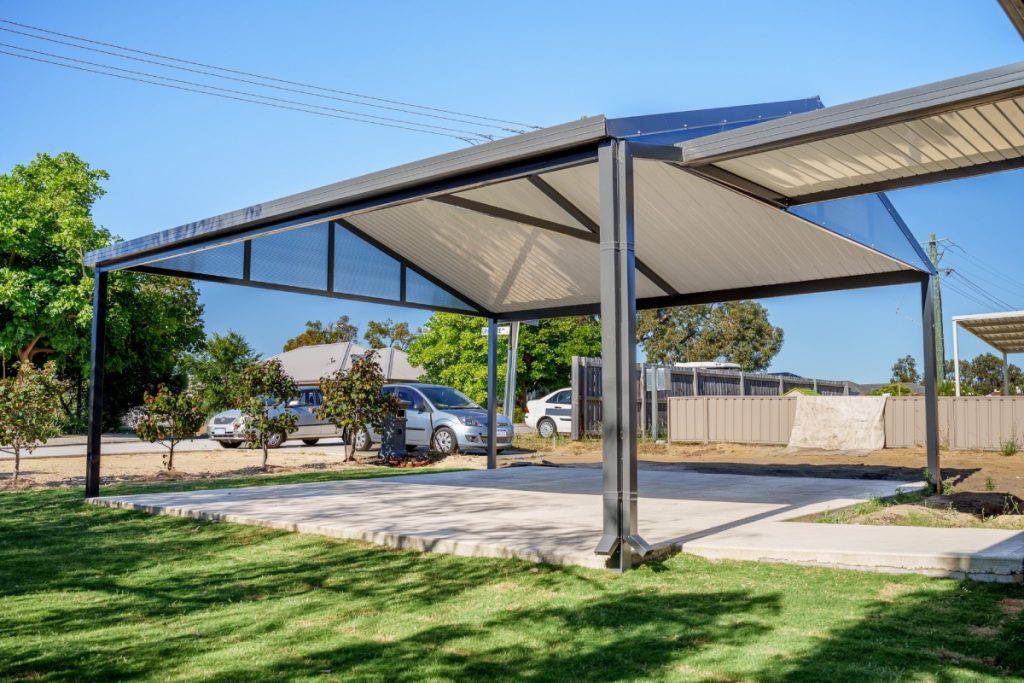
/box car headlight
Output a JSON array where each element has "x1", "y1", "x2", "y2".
[{"x1": 459, "y1": 416, "x2": 482, "y2": 427}]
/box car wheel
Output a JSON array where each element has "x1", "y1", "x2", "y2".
[
  {"x1": 431, "y1": 427, "x2": 459, "y2": 455},
  {"x1": 353, "y1": 428, "x2": 373, "y2": 452},
  {"x1": 537, "y1": 418, "x2": 556, "y2": 439},
  {"x1": 219, "y1": 440, "x2": 242, "y2": 449},
  {"x1": 265, "y1": 431, "x2": 286, "y2": 449},
  {"x1": 302, "y1": 438, "x2": 319, "y2": 446}
]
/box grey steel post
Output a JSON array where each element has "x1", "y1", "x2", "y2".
[
  {"x1": 953, "y1": 321, "x2": 961, "y2": 396},
  {"x1": 692, "y1": 368, "x2": 698, "y2": 396},
  {"x1": 594, "y1": 139, "x2": 641, "y2": 571},
  {"x1": 739, "y1": 371, "x2": 745, "y2": 396},
  {"x1": 486, "y1": 318, "x2": 498, "y2": 470},
  {"x1": 503, "y1": 321, "x2": 520, "y2": 419},
  {"x1": 1004, "y1": 351, "x2": 1010, "y2": 396},
  {"x1": 921, "y1": 277, "x2": 942, "y2": 489},
  {"x1": 85, "y1": 269, "x2": 108, "y2": 498}
]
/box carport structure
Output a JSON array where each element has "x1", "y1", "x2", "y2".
[
  {"x1": 84, "y1": 60, "x2": 1024, "y2": 570},
  {"x1": 952, "y1": 310, "x2": 1024, "y2": 396}
]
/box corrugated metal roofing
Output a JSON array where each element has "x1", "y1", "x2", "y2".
[
  {"x1": 679, "y1": 62, "x2": 1024, "y2": 204},
  {"x1": 954, "y1": 311, "x2": 1024, "y2": 354}
]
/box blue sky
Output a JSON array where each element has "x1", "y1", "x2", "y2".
[{"x1": 1, "y1": 1, "x2": 1021, "y2": 383}]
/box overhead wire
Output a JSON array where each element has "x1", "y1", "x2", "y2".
[
  {"x1": 0, "y1": 42, "x2": 496, "y2": 141},
  {"x1": 0, "y1": 48, "x2": 486, "y2": 143},
  {"x1": 0, "y1": 18, "x2": 541, "y2": 132}
]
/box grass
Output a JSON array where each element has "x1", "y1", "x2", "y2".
[{"x1": 2, "y1": 470, "x2": 1024, "y2": 681}]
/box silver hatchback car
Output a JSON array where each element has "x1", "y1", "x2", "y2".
[
  {"x1": 362, "y1": 383, "x2": 514, "y2": 455},
  {"x1": 206, "y1": 387, "x2": 339, "y2": 449}
]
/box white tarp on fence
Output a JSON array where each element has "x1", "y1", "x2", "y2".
[{"x1": 787, "y1": 396, "x2": 886, "y2": 452}]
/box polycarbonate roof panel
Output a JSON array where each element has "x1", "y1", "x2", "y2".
[
  {"x1": 332, "y1": 222, "x2": 402, "y2": 301},
  {"x1": 788, "y1": 194, "x2": 929, "y2": 269},
  {"x1": 250, "y1": 222, "x2": 329, "y2": 290},
  {"x1": 954, "y1": 310, "x2": 1024, "y2": 354},
  {"x1": 153, "y1": 241, "x2": 245, "y2": 279},
  {"x1": 630, "y1": 160, "x2": 914, "y2": 294}
]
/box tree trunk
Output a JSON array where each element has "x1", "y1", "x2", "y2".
[
  {"x1": 13, "y1": 448, "x2": 20, "y2": 480},
  {"x1": 262, "y1": 440, "x2": 269, "y2": 470},
  {"x1": 166, "y1": 444, "x2": 175, "y2": 471}
]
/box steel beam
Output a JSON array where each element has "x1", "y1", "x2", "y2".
[
  {"x1": 953, "y1": 320, "x2": 962, "y2": 397},
  {"x1": 85, "y1": 269, "x2": 107, "y2": 498},
  {"x1": 594, "y1": 139, "x2": 641, "y2": 571},
  {"x1": 486, "y1": 318, "x2": 498, "y2": 470},
  {"x1": 921, "y1": 277, "x2": 942, "y2": 489}
]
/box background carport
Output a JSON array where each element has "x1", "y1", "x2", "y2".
[
  {"x1": 952, "y1": 311, "x2": 1024, "y2": 396},
  {"x1": 83, "y1": 61, "x2": 1024, "y2": 570}
]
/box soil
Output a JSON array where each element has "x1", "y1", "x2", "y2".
[
  {"x1": 0, "y1": 448, "x2": 485, "y2": 490},
  {"x1": 516, "y1": 439, "x2": 1024, "y2": 498}
]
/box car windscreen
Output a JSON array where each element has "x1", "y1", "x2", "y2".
[{"x1": 417, "y1": 386, "x2": 480, "y2": 410}]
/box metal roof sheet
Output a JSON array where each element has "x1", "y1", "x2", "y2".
[
  {"x1": 954, "y1": 311, "x2": 1024, "y2": 354},
  {"x1": 678, "y1": 62, "x2": 1024, "y2": 204}
]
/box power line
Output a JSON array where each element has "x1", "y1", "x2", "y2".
[
  {"x1": 0, "y1": 24, "x2": 523, "y2": 135},
  {"x1": 950, "y1": 270, "x2": 1016, "y2": 310},
  {"x1": 0, "y1": 42, "x2": 495, "y2": 141},
  {"x1": 0, "y1": 17, "x2": 541, "y2": 131},
  {"x1": 944, "y1": 239, "x2": 1024, "y2": 291},
  {"x1": 0, "y1": 49, "x2": 484, "y2": 143},
  {"x1": 941, "y1": 278, "x2": 998, "y2": 312}
]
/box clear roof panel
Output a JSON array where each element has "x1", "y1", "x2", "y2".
[
  {"x1": 250, "y1": 222, "x2": 329, "y2": 290},
  {"x1": 788, "y1": 194, "x2": 930, "y2": 270},
  {"x1": 332, "y1": 222, "x2": 402, "y2": 301},
  {"x1": 155, "y1": 241, "x2": 245, "y2": 279},
  {"x1": 405, "y1": 269, "x2": 474, "y2": 311}
]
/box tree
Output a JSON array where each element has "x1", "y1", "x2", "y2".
[
  {"x1": 238, "y1": 360, "x2": 297, "y2": 469},
  {"x1": 134, "y1": 386, "x2": 206, "y2": 471},
  {"x1": 890, "y1": 355, "x2": 920, "y2": 385},
  {"x1": 0, "y1": 363, "x2": 66, "y2": 480},
  {"x1": 636, "y1": 302, "x2": 783, "y2": 371},
  {"x1": 0, "y1": 152, "x2": 204, "y2": 431},
  {"x1": 283, "y1": 316, "x2": 358, "y2": 351},
  {"x1": 408, "y1": 313, "x2": 601, "y2": 410},
  {"x1": 183, "y1": 331, "x2": 261, "y2": 415},
  {"x1": 318, "y1": 350, "x2": 400, "y2": 461},
  {"x1": 955, "y1": 353, "x2": 1024, "y2": 396},
  {"x1": 364, "y1": 318, "x2": 417, "y2": 351}
]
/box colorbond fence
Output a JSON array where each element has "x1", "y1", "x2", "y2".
[
  {"x1": 570, "y1": 356, "x2": 855, "y2": 439},
  {"x1": 666, "y1": 395, "x2": 1024, "y2": 450}
]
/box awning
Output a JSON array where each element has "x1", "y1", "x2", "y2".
[
  {"x1": 677, "y1": 62, "x2": 1024, "y2": 205},
  {"x1": 953, "y1": 310, "x2": 1024, "y2": 354},
  {"x1": 85, "y1": 96, "x2": 933, "y2": 322}
]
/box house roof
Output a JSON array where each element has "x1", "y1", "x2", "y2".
[
  {"x1": 266, "y1": 342, "x2": 423, "y2": 385},
  {"x1": 953, "y1": 310, "x2": 1024, "y2": 354}
]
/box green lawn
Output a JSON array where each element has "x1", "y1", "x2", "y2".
[{"x1": 2, "y1": 470, "x2": 1024, "y2": 681}]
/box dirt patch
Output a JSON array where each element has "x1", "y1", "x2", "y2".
[
  {"x1": 1000, "y1": 598, "x2": 1024, "y2": 616},
  {"x1": 924, "y1": 492, "x2": 1024, "y2": 517},
  {"x1": 0, "y1": 449, "x2": 486, "y2": 490},
  {"x1": 970, "y1": 625, "x2": 1000, "y2": 638},
  {"x1": 521, "y1": 439, "x2": 1024, "y2": 498}
]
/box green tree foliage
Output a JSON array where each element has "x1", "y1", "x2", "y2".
[
  {"x1": 318, "y1": 350, "x2": 400, "y2": 461},
  {"x1": 283, "y1": 316, "x2": 358, "y2": 352},
  {"x1": 890, "y1": 355, "x2": 920, "y2": 385},
  {"x1": 134, "y1": 386, "x2": 205, "y2": 471},
  {"x1": 183, "y1": 331, "x2": 261, "y2": 415},
  {"x1": 408, "y1": 313, "x2": 601, "y2": 409},
  {"x1": 637, "y1": 302, "x2": 783, "y2": 371},
  {"x1": 364, "y1": 318, "x2": 417, "y2": 351},
  {"x1": 238, "y1": 360, "x2": 297, "y2": 469},
  {"x1": 951, "y1": 353, "x2": 1024, "y2": 396},
  {"x1": 0, "y1": 362, "x2": 66, "y2": 479},
  {"x1": 868, "y1": 383, "x2": 916, "y2": 396},
  {"x1": 0, "y1": 152, "x2": 204, "y2": 430}
]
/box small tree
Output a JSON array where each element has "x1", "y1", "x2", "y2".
[
  {"x1": 890, "y1": 355, "x2": 920, "y2": 385},
  {"x1": 238, "y1": 360, "x2": 297, "y2": 469},
  {"x1": 0, "y1": 363, "x2": 65, "y2": 480},
  {"x1": 319, "y1": 351, "x2": 400, "y2": 461},
  {"x1": 135, "y1": 386, "x2": 206, "y2": 471}
]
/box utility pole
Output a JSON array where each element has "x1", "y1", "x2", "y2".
[{"x1": 929, "y1": 234, "x2": 946, "y2": 382}]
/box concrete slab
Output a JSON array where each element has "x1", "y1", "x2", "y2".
[{"x1": 88, "y1": 467, "x2": 1024, "y2": 581}]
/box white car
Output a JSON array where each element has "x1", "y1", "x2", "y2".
[{"x1": 525, "y1": 388, "x2": 573, "y2": 438}]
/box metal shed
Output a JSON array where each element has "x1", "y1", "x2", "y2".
[{"x1": 84, "y1": 61, "x2": 1024, "y2": 570}]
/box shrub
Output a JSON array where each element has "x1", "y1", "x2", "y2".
[
  {"x1": 319, "y1": 350, "x2": 400, "y2": 461},
  {"x1": 238, "y1": 360, "x2": 298, "y2": 469},
  {"x1": 135, "y1": 386, "x2": 205, "y2": 471},
  {"x1": 0, "y1": 363, "x2": 66, "y2": 480}
]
